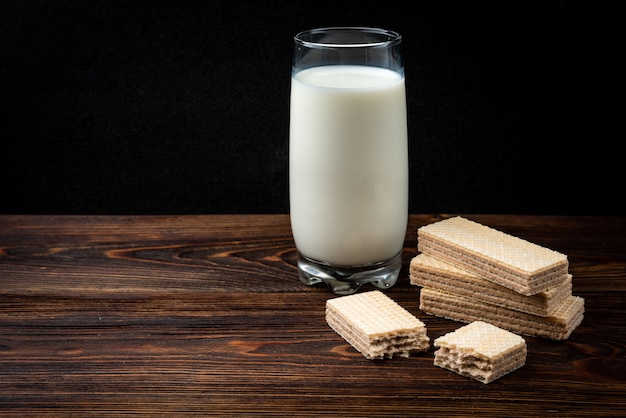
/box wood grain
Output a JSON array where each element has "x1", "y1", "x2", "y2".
[{"x1": 1, "y1": 214, "x2": 625, "y2": 416}]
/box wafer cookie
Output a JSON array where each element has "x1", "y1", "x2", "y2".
[
  {"x1": 433, "y1": 321, "x2": 527, "y2": 384},
  {"x1": 418, "y1": 216, "x2": 569, "y2": 296},
  {"x1": 420, "y1": 288, "x2": 584, "y2": 340},
  {"x1": 410, "y1": 253, "x2": 572, "y2": 317},
  {"x1": 326, "y1": 290, "x2": 430, "y2": 360}
]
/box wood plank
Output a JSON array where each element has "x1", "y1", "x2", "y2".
[{"x1": 1, "y1": 215, "x2": 625, "y2": 416}]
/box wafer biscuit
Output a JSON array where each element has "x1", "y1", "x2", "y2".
[
  {"x1": 420, "y1": 288, "x2": 584, "y2": 340},
  {"x1": 410, "y1": 253, "x2": 572, "y2": 317},
  {"x1": 418, "y1": 217, "x2": 569, "y2": 295},
  {"x1": 326, "y1": 290, "x2": 430, "y2": 360},
  {"x1": 433, "y1": 321, "x2": 527, "y2": 384}
]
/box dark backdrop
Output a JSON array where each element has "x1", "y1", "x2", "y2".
[{"x1": 1, "y1": 1, "x2": 618, "y2": 215}]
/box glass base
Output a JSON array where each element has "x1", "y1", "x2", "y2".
[{"x1": 297, "y1": 252, "x2": 402, "y2": 295}]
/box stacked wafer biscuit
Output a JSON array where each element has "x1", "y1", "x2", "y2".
[
  {"x1": 326, "y1": 290, "x2": 430, "y2": 360},
  {"x1": 410, "y1": 216, "x2": 584, "y2": 340}
]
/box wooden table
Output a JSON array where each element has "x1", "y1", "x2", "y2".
[{"x1": 1, "y1": 214, "x2": 625, "y2": 416}]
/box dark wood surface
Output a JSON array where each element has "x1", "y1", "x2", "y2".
[{"x1": 1, "y1": 214, "x2": 625, "y2": 417}]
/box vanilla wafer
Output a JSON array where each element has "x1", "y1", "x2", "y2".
[
  {"x1": 410, "y1": 253, "x2": 572, "y2": 317},
  {"x1": 418, "y1": 216, "x2": 569, "y2": 296},
  {"x1": 433, "y1": 321, "x2": 527, "y2": 384},
  {"x1": 326, "y1": 290, "x2": 430, "y2": 360},
  {"x1": 420, "y1": 288, "x2": 584, "y2": 340}
]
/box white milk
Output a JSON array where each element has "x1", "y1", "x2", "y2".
[{"x1": 289, "y1": 65, "x2": 408, "y2": 266}]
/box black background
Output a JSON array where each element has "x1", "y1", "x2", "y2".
[{"x1": 1, "y1": 1, "x2": 618, "y2": 215}]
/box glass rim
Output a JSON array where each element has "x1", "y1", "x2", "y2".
[{"x1": 294, "y1": 27, "x2": 402, "y2": 49}]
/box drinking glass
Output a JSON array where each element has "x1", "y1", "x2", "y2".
[{"x1": 289, "y1": 27, "x2": 408, "y2": 295}]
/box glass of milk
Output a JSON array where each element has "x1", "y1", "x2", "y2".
[{"x1": 289, "y1": 27, "x2": 408, "y2": 295}]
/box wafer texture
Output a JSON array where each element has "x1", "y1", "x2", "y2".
[
  {"x1": 410, "y1": 253, "x2": 572, "y2": 317},
  {"x1": 418, "y1": 216, "x2": 569, "y2": 295},
  {"x1": 420, "y1": 288, "x2": 584, "y2": 340},
  {"x1": 433, "y1": 321, "x2": 527, "y2": 384},
  {"x1": 326, "y1": 290, "x2": 430, "y2": 360}
]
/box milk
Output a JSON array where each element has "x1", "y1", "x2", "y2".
[{"x1": 289, "y1": 65, "x2": 408, "y2": 267}]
